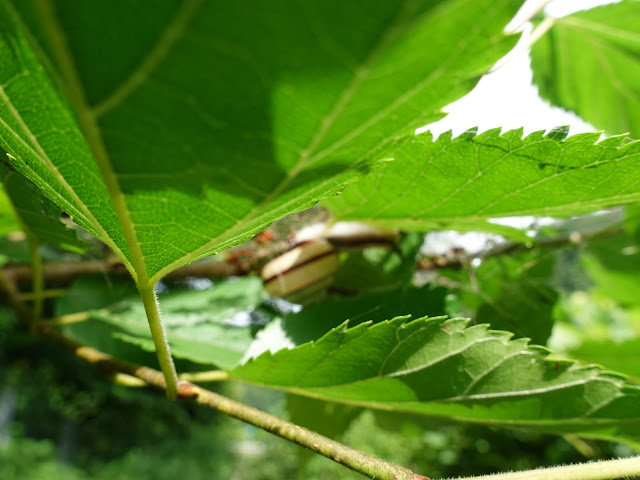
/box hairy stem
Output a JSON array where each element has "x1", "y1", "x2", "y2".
[
  {"x1": 461, "y1": 456, "x2": 640, "y2": 480},
  {"x1": 36, "y1": 320, "x2": 640, "y2": 480},
  {"x1": 37, "y1": 325, "x2": 428, "y2": 480},
  {"x1": 192, "y1": 387, "x2": 427, "y2": 480},
  {"x1": 138, "y1": 284, "x2": 178, "y2": 399}
]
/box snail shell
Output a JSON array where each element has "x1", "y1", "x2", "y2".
[{"x1": 261, "y1": 239, "x2": 339, "y2": 299}]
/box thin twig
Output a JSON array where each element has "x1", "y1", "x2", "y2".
[
  {"x1": 1, "y1": 262, "x2": 427, "y2": 479},
  {"x1": 505, "y1": 0, "x2": 553, "y2": 34},
  {"x1": 418, "y1": 226, "x2": 623, "y2": 272},
  {"x1": 3, "y1": 240, "x2": 288, "y2": 286},
  {"x1": 0, "y1": 269, "x2": 425, "y2": 477},
  {"x1": 37, "y1": 324, "x2": 428, "y2": 480},
  {"x1": 527, "y1": 16, "x2": 555, "y2": 49},
  {"x1": 460, "y1": 456, "x2": 640, "y2": 480},
  {"x1": 3, "y1": 228, "x2": 621, "y2": 286},
  {"x1": 3, "y1": 243, "x2": 640, "y2": 480}
]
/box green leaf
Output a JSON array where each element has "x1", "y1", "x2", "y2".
[
  {"x1": 0, "y1": 162, "x2": 85, "y2": 252},
  {"x1": 58, "y1": 276, "x2": 264, "y2": 369},
  {"x1": 55, "y1": 274, "x2": 139, "y2": 315},
  {"x1": 0, "y1": 0, "x2": 520, "y2": 284},
  {"x1": 245, "y1": 285, "x2": 447, "y2": 359},
  {"x1": 230, "y1": 316, "x2": 640, "y2": 444},
  {"x1": 531, "y1": 0, "x2": 640, "y2": 138},
  {"x1": 324, "y1": 129, "x2": 640, "y2": 234},
  {"x1": 442, "y1": 250, "x2": 558, "y2": 345},
  {"x1": 569, "y1": 338, "x2": 640, "y2": 381}
]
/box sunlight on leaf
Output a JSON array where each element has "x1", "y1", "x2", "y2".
[
  {"x1": 531, "y1": 0, "x2": 640, "y2": 138},
  {"x1": 325, "y1": 128, "x2": 640, "y2": 234},
  {"x1": 231, "y1": 315, "x2": 640, "y2": 444},
  {"x1": 0, "y1": 0, "x2": 520, "y2": 284}
]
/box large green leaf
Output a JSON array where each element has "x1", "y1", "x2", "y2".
[
  {"x1": 531, "y1": 0, "x2": 640, "y2": 138},
  {"x1": 230, "y1": 316, "x2": 640, "y2": 444},
  {"x1": 58, "y1": 276, "x2": 264, "y2": 369},
  {"x1": 0, "y1": 0, "x2": 520, "y2": 285},
  {"x1": 324, "y1": 128, "x2": 640, "y2": 234},
  {"x1": 0, "y1": 162, "x2": 85, "y2": 252},
  {"x1": 442, "y1": 250, "x2": 558, "y2": 345}
]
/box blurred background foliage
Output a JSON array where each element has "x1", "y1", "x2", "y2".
[{"x1": 1, "y1": 204, "x2": 638, "y2": 479}]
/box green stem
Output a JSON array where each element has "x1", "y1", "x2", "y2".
[
  {"x1": 30, "y1": 322, "x2": 640, "y2": 480},
  {"x1": 461, "y1": 456, "x2": 640, "y2": 480},
  {"x1": 138, "y1": 284, "x2": 178, "y2": 399},
  {"x1": 36, "y1": 324, "x2": 428, "y2": 480},
  {"x1": 192, "y1": 387, "x2": 426, "y2": 480},
  {"x1": 26, "y1": 236, "x2": 43, "y2": 328},
  {"x1": 527, "y1": 16, "x2": 555, "y2": 49}
]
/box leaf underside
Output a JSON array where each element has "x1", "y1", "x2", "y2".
[
  {"x1": 324, "y1": 128, "x2": 640, "y2": 236},
  {"x1": 230, "y1": 315, "x2": 640, "y2": 444},
  {"x1": 0, "y1": 0, "x2": 520, "y2": 283},
  {"x1": 530, "y1": 0, "x2": 640, "y2": 138}
]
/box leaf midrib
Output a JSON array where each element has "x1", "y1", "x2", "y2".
[
  {"x1": 34, "y1": 0, "x2": 148, "y2": 284},
  {"x1": 560, "y1": 16, "x2": 640, "y2": 46}
]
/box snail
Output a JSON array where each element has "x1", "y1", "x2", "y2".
[{"x1": 261, "y1": 222, "x2": 399, "y2": 301}]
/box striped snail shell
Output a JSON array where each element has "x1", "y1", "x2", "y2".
[
  {"x1": 261, "y1": 239, "x2": 339, "y2": 300},
  {"x1": 322, "y1": 222, "x2": 399, "y2": 252}
]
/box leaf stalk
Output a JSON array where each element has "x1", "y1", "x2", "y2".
[{"x1": 138, "y1": 284, "x2": 179, "y2": 399}]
